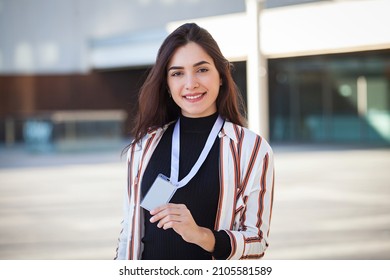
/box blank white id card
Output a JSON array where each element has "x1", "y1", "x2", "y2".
[{"x1": 140, "y1": 174, "x2": 177, "y2": 211}]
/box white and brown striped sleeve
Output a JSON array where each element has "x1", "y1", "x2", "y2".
[
  {"x1": 115, "y1": 143, "x2": 136, "y2": 260},
  {"x1": 224, "y1": 127, "x2": 275, "y2": 260}
]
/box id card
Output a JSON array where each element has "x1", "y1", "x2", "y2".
[{"x1": 140, "y1": 174, "x2": 177, "y2": 211}]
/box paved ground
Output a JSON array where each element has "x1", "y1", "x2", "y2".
[{"x1": 0, "y1": 144, "x2": 389, "y2": 260}]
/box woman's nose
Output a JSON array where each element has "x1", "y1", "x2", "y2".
[{"x1": 185, "y1": 75, "x2": 199, "y2": 90}]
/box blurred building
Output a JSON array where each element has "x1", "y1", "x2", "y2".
[{"x1": 0, "y1": 0, "x2": 389, "y2": 146}]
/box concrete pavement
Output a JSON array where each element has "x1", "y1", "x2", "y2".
[
  {"x1": 0, "y1": 144, "x2": 389, "y2": 259},
  {"x1": 266, "y1": 145, "x2": 390, "y2": 260}
]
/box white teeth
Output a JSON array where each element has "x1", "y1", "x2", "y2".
[{"x1": 185, "y1": 94, "x2": 203, "y2": 100}]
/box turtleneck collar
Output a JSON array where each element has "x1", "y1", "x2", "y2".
[{"x1": 179, "y1": 112, "x2": 219, "y2": 133}]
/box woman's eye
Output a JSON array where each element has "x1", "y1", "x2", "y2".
[
  {"x1": 171, "y1": 71, "x2": 183, "y2": 77},
  {"x1": 198, "y1": 68, "x2": 209, "y2": 73}
]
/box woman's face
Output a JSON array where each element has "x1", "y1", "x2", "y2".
[{"x1": 167, "y1": 42, "x2": 221, "y2": 118}]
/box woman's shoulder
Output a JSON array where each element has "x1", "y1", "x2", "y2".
[
  {"x1": 222, "y1": 120, "x2": 273, "y2": 154},
  {"x1": 128, "y1": 121, "x2": 176, "y2": 151},
  {"x1": 222, "y1": 120, "x2": 258, "y2": 140}
]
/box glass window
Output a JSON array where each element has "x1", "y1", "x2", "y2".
[{"x1": 268, "y1": 50, "x2": 390, "y2": 145}]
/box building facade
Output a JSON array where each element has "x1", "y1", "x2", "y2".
[{"x1": 1, "y1": 0, "x2": 389, "y2": 145}]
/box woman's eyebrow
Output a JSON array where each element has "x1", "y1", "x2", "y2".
[
  {"x1": 167, "y1": 60, "x2": 211, "y2": 72},
  {"x1": 193, "y1": 60, "x2": 211, "y2": 67},
  {"x1": 167, "y1": 65, "x2": 183, "y2": 71}
]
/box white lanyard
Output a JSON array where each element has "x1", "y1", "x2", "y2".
[{"x1": 170, "y1": 115, "x2": 224, "y2": 188}]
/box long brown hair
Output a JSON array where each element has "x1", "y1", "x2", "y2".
[{"x1": 132, "y1": 23, "x2": 246, "y2": 144}]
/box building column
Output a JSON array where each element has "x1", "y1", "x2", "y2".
[{"x1": 245, "y1": 0, "x2": 269, "y2": 140}]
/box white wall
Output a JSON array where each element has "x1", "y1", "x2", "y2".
[
  {"x1": 0, "y1": 0, "x2": 245, "y2": 74},
  {"x1": 167, "y1": 0, "x2": 390, "y2": 60}
]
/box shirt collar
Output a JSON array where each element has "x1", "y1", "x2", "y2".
[{"x1": 218, "y1": 120, "x2": 239, "y2": 143}]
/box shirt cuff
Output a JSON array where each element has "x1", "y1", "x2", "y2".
[{"x1": 211, "y1": 230, "x2": 232, "y2": 260}]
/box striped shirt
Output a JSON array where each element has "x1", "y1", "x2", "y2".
[{"x1": 115, "y1": 119, "x2": 275, "y2": 260}]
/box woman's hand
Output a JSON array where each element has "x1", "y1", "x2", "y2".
[{"x1": 150, "y1": 203, "x2": 215, "y2": 252}]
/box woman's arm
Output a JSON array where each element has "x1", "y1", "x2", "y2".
[
  {"x1": 115, "y1": 188, "x2": 130, "y2": 260},
  {"x1": 115, "y1": 145, "x2": 136, "y2": 260},
  {"x1": 225, "y1": 149, "x2": 275, "y2": 259}
]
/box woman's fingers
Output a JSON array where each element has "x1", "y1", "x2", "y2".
[
  {"x1": 150, "y1": 203, "x2": 196, "y2": 232},
  {"x1": 149, "y1": 203, "x2": 184, "y2": 223}
]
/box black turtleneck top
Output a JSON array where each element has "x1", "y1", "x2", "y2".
[{"x1": 141, "y1": 113, "x2": 231, "y2": 260}]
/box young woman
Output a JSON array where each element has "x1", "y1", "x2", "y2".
[{"x1": 115, "y1": 23, "x2": 274, "y2": 260}]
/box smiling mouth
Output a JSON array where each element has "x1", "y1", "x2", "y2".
[{"x1": 184, "y1": 92, "x2": 207, "y2": 100}]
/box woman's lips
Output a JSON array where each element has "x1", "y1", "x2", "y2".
[{"x1": 183, "y1": 92, "x2": 207, "y2": 101}]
